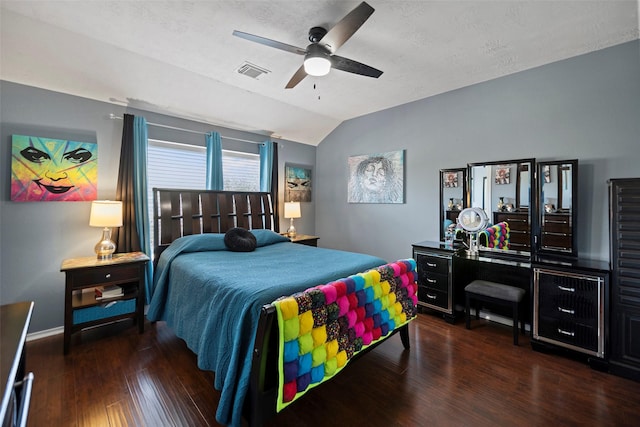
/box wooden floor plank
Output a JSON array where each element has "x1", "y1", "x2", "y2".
[{"x1": 25, "y1": 314, "x2": 640, "y2": 426}]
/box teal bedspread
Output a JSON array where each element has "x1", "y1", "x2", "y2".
[{"x1": 146, "y1": 231, "x2": 386, "y2": 427}]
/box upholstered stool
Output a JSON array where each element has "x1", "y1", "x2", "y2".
[{"x1": 465, "y1": 280, "x2": 526, "y2": 345}]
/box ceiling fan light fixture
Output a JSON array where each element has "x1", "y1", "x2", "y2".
[
  {"x1": 304, "y1": 44, "x2": 331, "y2": 76},
  {"x1": 304, "y1": 56, "x2": 331, "y2": 76}
]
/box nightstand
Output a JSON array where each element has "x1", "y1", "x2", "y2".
[
  {"x1": 60, "y1": 252, "x2": 149, "y2": 354},
  {"x1": 288, "y1": 234, "x2": 319, "y2": 247}
]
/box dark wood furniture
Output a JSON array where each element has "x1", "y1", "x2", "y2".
[
  {"x1": 413, "y1": 241, "x2": 456, "y2": 323},
  {"x1": 412, "y1": 241, "x2": 531, "y2": 327},
  {"x1": 1, "y1": 301, "x2": 34, "y2": 427},
  {"x1": 494, "y1": 211, "x2": 531, "y2": 251},
  {"x1": 531, "y1": 260, "x2": 609, "y2": 369},
  {"x1": 413, "y1": 240, "x2": 610, "y2": 368},
  {"x1": 60, "y1": 252, "x2": 149, "y2": 354},
  {"x1": 539, "y1": 212, "x2": 572, "y2": 251},
  {"x1": 153, "y1": 188, "x2": 411, "y2": 426},
  {"x1": 287, "y1": 234, "x2": 319, "y2": 246},
  {"x1": 608, "y1": 178, "x2": 640, "y2": 381}
]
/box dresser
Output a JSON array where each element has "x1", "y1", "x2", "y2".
[
  {"x1": 608, "y1": 178, "x2": 640, "y2": 381},
  {"x1": 539, "y1": 212, "x2": 572, "y2": 252},
  {"x1": 494, "y1": 211, "x2": 530, "y2": 251},
  {"x1": 532, "y1": 260, "x2": 609, "y2": 368}
]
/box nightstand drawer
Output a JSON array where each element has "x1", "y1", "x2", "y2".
[{"x1": 71, "y1": 265, "x2": 140, "y2": 287}]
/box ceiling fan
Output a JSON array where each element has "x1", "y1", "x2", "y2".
[{"x1": 232, "y1": 1, "x2": 383, "y2": 89}]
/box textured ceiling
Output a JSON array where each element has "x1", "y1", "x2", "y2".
[{"x1": 1, "y1": 1, "x2": 638, "y2": 145}]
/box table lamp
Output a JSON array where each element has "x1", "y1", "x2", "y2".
[
  {"x1": 284, "y1": 202, "x2": 301, "y2": 238},
  {"x1": 89, "y1": 200, "x2": 123, "y2": 260}
]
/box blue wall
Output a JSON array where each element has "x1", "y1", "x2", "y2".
[
  {"x1": 316, "y1": 41, "x2": 640, "y2": 264},
  {"x1": 0, "y1": 81, "x2": 315, "y2": 332}
]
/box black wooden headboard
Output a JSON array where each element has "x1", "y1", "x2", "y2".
[{"x1": 153, "y1": 188, "x2": 278, "y2": 259}]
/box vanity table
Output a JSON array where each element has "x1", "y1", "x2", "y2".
[
  {"x1": 424, "y1": 158, "x2": 613, "y2": 372},
  {"x1": 413, "y1": 241, "x2": 531, "y2": 325},
  {"x1": 412, "y1": 241, "x2": 609, "y2": 368}
]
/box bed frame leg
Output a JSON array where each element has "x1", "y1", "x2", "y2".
[{"x1": 399, "y1": 324, "x2": 410, "y2": 349}]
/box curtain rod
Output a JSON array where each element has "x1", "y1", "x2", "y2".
[{"x1": 109, "y1": 114, "x2": 267, "y2": 145}]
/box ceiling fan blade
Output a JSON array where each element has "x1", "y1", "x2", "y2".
[
  {"x1": 232, "y1": 30, "x2": 307, "y2": 55},
  {"x1": 330, "y1": 55, "x2": 383, "y2": 78},
  {"x1": 285, "y1": 65, "x2": 308, "y2": 89},
  {"x1": 319, "y1": 2, "x2": 374, "y2": 53}
]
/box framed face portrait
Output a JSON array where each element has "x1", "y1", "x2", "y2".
[
  {"x1": 11, "y1": 134, "x2": 98, "y2": 201},
  {"x1": 285, "y1": 163, "x2": 312, "y2": 202},
  {"x1": 494, "y1": 166, "x2": 511, "y2": 185},
  {"x1": 443, "y1": 172, "x2": 458, "y2": 188},
  {"x1": 347, "y1": 150, "x2": 405, "y2": 203}
]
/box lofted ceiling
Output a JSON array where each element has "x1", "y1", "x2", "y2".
[{"x1": 1, "y1": 1, "x2": 638, "y2": 146}]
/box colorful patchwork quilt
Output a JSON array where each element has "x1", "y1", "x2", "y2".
[
  {"x1": 479, "y1": 221, "x2": 510, "y2": 250},
  {"x1": 273, "y1": 259, "x2": 418, "y2": 411}
]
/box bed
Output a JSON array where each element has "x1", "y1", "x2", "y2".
[{"x1": 146, "y1": 189, "x2": 417, "y2": 426}]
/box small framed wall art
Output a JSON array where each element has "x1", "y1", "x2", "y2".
[{"x1": 285, "y1": 163, "x2": 312, "y2": 202}]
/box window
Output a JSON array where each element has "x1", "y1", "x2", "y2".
[
  {"x1": 146, "y1": 139, "x2": 261, "y2": 251},
  {"x1": 223, "y1": 149, "x2": 260, "y2": 191}
]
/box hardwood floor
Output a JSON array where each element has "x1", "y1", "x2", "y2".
[{"x1": 26, "y1": 313, "x2": 639, "y2": 426}]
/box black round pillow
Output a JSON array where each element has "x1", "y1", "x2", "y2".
[{"x1": 224, "y1": 227, "x2": 257, "y2": 252}]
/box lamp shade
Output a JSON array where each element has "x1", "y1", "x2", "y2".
[
  {"x1": 284, "y1": 202, "x2": 301, "y2": 219},
  {"x1": 89, "y1": 200, "x2": 123, "y2": 228}
]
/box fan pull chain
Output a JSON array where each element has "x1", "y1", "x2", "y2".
[{"x1": 314, "y1": 83, "x2": 320, "y2": 100}]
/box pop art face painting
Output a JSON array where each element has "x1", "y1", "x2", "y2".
[{"x1": 11, "y1": 135, "x2": 98, "y2": 201}]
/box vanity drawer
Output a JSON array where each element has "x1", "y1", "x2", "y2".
[
  {"x1": 416, "y1": 253, "x2": 449, "y2": 275},
  {"x1": 418, "y1": 286, "x2": 449, "y2": 310},
  {"x1": 418, "y1": 271, "x2": 449, "y2": 293}
]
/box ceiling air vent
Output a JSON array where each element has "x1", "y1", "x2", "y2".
[{"x1": 236, "y1": 62, "x2": 270, "y2": 79}]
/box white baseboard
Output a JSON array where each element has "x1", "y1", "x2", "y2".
[{"x1": 26, "y1": 326, "x2": 63, "y2": 342}]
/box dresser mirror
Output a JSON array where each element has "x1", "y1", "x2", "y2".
[
  {"x1": 440, "y1": 168, "x2": 467, "y2": 241},
  {"x1": 468, "y1": 158, "x2": 535, "y2": 256},
  {"x1": 537, "y1": 159, "x2": 578, "y2": 257}
]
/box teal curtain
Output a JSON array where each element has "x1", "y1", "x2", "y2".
[
  {"x1": 114, "y1": 114, "x2": 152, "y2": 303},
  {"x1": 206, "y1": 131, "x2": 223, "y2": 190},
  {"x1": 133, "y1": 116, "x2": 152, "y2": 299},
  {"x1": 259, "y1": 140, "x2": 274, "y2": 192}
]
